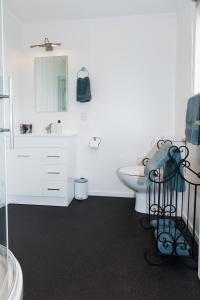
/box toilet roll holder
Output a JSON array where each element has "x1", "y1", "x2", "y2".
[{"x1": 89, "y1": 137, "x2": 101, "y2": 149}]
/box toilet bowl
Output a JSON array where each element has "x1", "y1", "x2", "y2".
[{"x1": 117, "y1": 165, "x2": 148, "y2": 213}]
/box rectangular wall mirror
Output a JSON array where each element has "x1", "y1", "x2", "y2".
[{"x1": 35, "y1": 56, "x2": 68, "y2": 112}]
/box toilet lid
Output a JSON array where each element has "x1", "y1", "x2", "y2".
[{"x1": 119, "y1": 166, "x2": 145, "y2": 177}]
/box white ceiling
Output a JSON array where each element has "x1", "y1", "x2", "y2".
[{"x1": 6, "y1": 0, "x2": 181, "y2": 23}]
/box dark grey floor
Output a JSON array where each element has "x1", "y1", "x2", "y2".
[{"x1": 8, "y1": 197, "x2": 200, "y2": 300}]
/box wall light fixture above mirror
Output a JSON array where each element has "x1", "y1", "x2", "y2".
[
  {"x1": 31, "y1": 37, "x2": 61, "y2": 51},
  {"x1": 35, "y1": 56, "x2": 68, "y2": 112}
]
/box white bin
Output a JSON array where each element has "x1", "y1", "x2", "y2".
[{"x1": 74, "y1": 178, "x2": 88, "y2": 200}]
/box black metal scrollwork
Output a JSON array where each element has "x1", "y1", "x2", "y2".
[
  {"x1": 140, "y1": 139, "x2": 199, "y2": 269},
  {"x1": 142, "y1": 157, "x2": 150, "y2": 166}
]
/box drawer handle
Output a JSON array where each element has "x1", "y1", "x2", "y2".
[
  {"x1": 47, "y1": 155, "x2": 60, "y2": 158},
  {"x1": 17, "y1": 155, "x2": 31, "y2": 158},
  {"x1": 47, "y1": 172, "x2": 60, "y2": 175},
  {"x1": 47, "y1": 188, "x2": 60, "y2": 191}
]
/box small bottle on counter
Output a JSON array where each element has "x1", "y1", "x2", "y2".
[
  {"x1": 57, "y1": 120, "x2": 62, "y2": 135},
  {"x1": 51, "y1": 122, "x2": 58, "y2": 134}
]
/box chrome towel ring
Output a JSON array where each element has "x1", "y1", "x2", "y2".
[{"x1": 77, "y1": 67, "x2": 89, "y2": 78}]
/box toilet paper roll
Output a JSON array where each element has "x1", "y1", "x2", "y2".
[{"x1": 89, "y1": 137, "x2": 101, "y2": 149}]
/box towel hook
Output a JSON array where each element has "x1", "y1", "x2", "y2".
[{"x1": 77, "y1": 67, "x2": 89, "y2": 78}]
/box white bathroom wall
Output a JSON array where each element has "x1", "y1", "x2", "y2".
[
  {"x1": 4, "y1": 9, "x2": 23, "y2": 128},
  {"x1": 175, "y1": 0, "x2": 199, "y2": 219},
  {"x1": 175, "y1": 1, "x2": 200, "y2": 277},
  {"x1": 8, "y1": 14, "x2": 177, "y2": 197},
  {"x1": 175, "y1": 0, "x2": 195, "y2": 137}
]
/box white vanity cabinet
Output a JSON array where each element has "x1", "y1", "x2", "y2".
[{"x1": 6, "y1": 134, "x2": 77, "y2": 206}]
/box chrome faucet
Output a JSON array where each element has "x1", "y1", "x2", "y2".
[{"x1": 45, "y1": 123, "x2": 52, "y2": 134}]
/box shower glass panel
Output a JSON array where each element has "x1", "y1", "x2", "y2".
[{"x1": 0, "y1": 0, "x2": 9, "y2": 298}]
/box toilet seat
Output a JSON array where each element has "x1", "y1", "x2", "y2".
[{"x1": 118, "y1": 166, "x2": 145, "y2": 177}]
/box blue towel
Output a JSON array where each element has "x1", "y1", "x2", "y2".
[
  {"x1": 185, "y1": 94, "x2": 200, "y2": 145},
  {"x1": 145, "y1": 143, "x2": 185, "y2": 192},
  {"x1": 163, "y1": 152, "x2": 185, "y2": 192},
  {"x1": 76, "y1": 77, "x2": 91, "y2": 102},
  {"x1": 151, "y1": 218, "x2": 175, "y2": 229},
  {"x1": 155, "y1": 228, "x2": 190, "y2": 256},
  {"x1": 144, "y1": 142, "x2": 171, "y2": 178}
]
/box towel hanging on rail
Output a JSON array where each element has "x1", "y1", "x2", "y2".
[
  {"x1": 76, "y1": 67, "x2": 92, "y2": 103},
  {"x1": 185, "y1": 93, "x2": 200, "y2": 145},
  {"x1": 144, "y1": 142, "x2": 185, "y2": 192}
]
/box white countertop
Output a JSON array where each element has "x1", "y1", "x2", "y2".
[{"x1": 14, "y1": 132, "x2": 77, "y2": 137}]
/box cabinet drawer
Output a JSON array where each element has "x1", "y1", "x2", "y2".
[
  {"x1": 7, "y1": 148, "x2": 42, "y2": 196},
  {"x1": 42, "y1": 165, "x2": 67, "y2": 181},
  {"x1": 8, "y1": 148, "x2": 39, "y2": 160},
  {"x1": 41, "y1": 149, "x2": 67, "y2": 165},
  {"x1": 43, "y1": 182, "x2": 67, "y2": 197}
]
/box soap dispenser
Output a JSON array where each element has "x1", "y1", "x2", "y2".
[
  {"x1": 57, "y1": 120, "x2": 62, "y2": 135},
  {"x1": 51, "y1": 122, "x2": 58, "y2": 134}
]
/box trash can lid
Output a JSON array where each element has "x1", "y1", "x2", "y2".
[{"x1": 75, "y1": 178, "x2": 88, "y2": 183}]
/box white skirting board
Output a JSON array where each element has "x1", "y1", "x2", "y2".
[
  {"x1": 182, "y1": 213, "x2": 200, "y2": 280},
  {"x1": 88, "y1": 190, "x2": 134, "y2": 198},
  {"x1": 7, "y1": 196, "x2": 72, "y2": 207},
  {"x1": 199, "y1": 244, "x2": 200, "y2": 280},
  {"x1": 7, "y1": 191, "x2": 134, "y2": 207}
]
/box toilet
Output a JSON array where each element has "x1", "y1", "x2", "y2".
[
  {"x1": 117, "y1": 165, "x2": 148, "y2": 213},
  {"x1": 117, "y1": 138, "x2": 185, "y2": 214}
]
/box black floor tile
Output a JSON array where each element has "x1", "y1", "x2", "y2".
[{"x1": 8, "y1": 197, "x2": 200, "y2": 300}]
